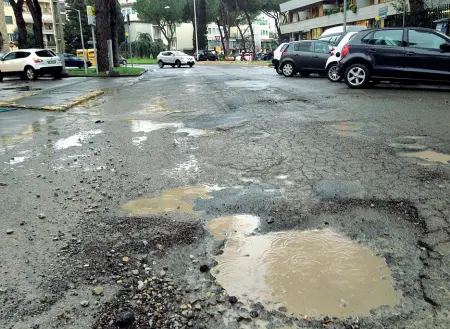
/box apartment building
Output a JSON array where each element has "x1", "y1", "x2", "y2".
[
  {"x1": 2, "y1": 0, "x2": 64, "y2": 51},
  {"x1": 280, "y1": 0, "x2": 397, "y2": 40},
  {"x1": 119, "y1": 0, "x2": 193, "y2": 50}
]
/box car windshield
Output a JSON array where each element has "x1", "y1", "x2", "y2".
[
  {"x1": 36, "y1": 50, "x2": 55, "y2": 57},
  {"x1": 173, "y1": 51, "x2": 188, "y2": 56}
]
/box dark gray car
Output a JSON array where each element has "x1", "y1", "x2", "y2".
[{"x1": 279, "y1": 40, "x2": 331, "y2": 77}]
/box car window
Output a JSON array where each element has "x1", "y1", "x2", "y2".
[
  {"x1": 173, "y1": 51, "x2": 188, "y2": 56},
  {"x1": 35, "y1": 50, "x2": 55, "y2": 57},
  {"x1": 408, "y1": 29, "x2": 448, "y2": 50},
  {"x1": 314, "y1": 42, "x2": 330, "y2": 53},
  {"x1": 294, "y1": 42, "x2": 312, "y2": 52},
  {"x1": 362, "y1": 30, "x2": 403, "y2": 46},
  {"x1": 16, "y1": 52, "x2": 30, "y2": 59},
  {"x1": 161, "y1": 52, "x2": 169, "y2": 56},
  {"x1": 3, "y1": 52, "x2": 17, "y2": 60}
]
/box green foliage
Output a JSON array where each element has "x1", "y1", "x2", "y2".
[
  {"x1": 120, "y1": 33, "x2": 165, "y2": 58},
  {"x1": 64, "y1": 0, "x2": 94, "y2": 52}
]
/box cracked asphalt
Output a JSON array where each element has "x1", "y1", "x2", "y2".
[{"x1": 0, "y1": 65, "x2": 449, "y2": 329}]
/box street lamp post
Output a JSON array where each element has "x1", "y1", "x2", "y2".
[
  {"x1": 76, "y1": 9, "x2": 88, "y2": 74},
  {"x1": 343, "y1": 0, "x2": 347, "y2": 33},
  {"x1": 193, "y1": 0, "x2": 199, "y2": 61}
]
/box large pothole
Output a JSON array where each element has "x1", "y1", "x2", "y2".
[{"x1": 208, "y1": 215, "x2": 400, "y2": 318}]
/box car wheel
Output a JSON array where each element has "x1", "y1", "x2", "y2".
[
  {"x1": 0, "y1": 75, "x2": 3, "y2": 82},
  {"x1": 276, "y1": 65, "x2": 283, "y2": 75},
  {"x1": 52, "y1": 70, "x2": 62, "y2": 80},
  {"x1": 281, "y1": 62, "x2": 296, "y2": 77},
  {"x1": 189, "y1": 63, "x2": 194, "y2": 68},
  {"x1": 171, "y1": 64, "x2": 175, "y2": 68},
  {"x1": 344, "y1": 63, "x2": 370, "y2": 88},
  {"x1": 176, "y1": 60, "x2": 181, "y2": 68},
  {"x1": 326, "y1": 64, "x2": 342, "y2": 82},
  {"x1": 299, "y1": 72, "x2": 310, "y2": 77},
  {"x1": 25, "y1": 66, "x2": 37, "y2": 80},
  {"x1": 122, "y1": 60, "x2": 127, "y2": 65},
  {"x1": 158, "y1": 61, "x2": 164, "y2": 68}
]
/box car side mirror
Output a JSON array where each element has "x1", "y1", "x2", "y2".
[{"x1": 440, "y1": 43, "x2": 450, "y2": 52}]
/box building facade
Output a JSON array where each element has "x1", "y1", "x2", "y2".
[
  {"x1": 1, "y1": 0, "x2": 8, "y2": 51},
  {"x1": 280, "y1": 0, "x2": 398, "y2": 40},
  {"x1": 2, "y1": 0, "x2": 64, "y2": 51}
]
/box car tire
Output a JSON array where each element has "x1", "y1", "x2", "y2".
[
  {"x1": 158, "y1": 61, "x2": 164, "y2": 68},
  {"x1": 122, "y1": 60, "x2": 127, "y2": 65},
  {"x1": 24, "y1": 66, "x2": 37, "y2": 80},
  {"x1": 171, "y1": 64, "x2": 175, "y2": 68},
  {"x1": 281, "y1": 62, "x2": 296, "y2": 77},
  {"x1": 52, "y1": 70, "x2": 62, "y2": 80},
  {"x1": 0, "y1": 75, "x2": 3, "y2": 82},
  {"x1": 344, "y1": 63, "x2": 370, "y2": 89},
  {"x1": 276, "y1": 65, "x2": 283, "y2": 75},
  {"x1": 326, "y1": 64, "x2": 342, "y2": 82},
  {"x1": 176, "y1": 60, "x2": 181, "y2": 68},
  {"x1": 299, "y1": 72, "x2": 310, "y2": 77},
  {"x1": 189, "y1": 63, "x2": 194, "y2": 68}
]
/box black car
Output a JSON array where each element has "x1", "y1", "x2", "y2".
[
  {"x1": 337, "y1": 27, "x2": 450, "y2": 88},
  {"x1": 279, "y1": 40, "x2": 331, "y2": 77},
  {"x1": 62, "y1": 53, "x2": 92, "y2": 68},
  {"x1": 194, "y1": 50, "x2": 218, "y2": 61}
]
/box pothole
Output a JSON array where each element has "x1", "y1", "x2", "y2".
[
  {"x1": 208, "y1": 217, "x2": 399, "y2": 318},
  {"x1": 390, "y1": 136, "x2": 427, "y2": 152},
  {"x1": 53, "y1": 130, "x2": 102, "y2": 150},
  {"x1": 175, "y1": 128, "x2": 215, "y2": 137},
  {"x1": 121, "y1": 186, "x2": 214, "y2": 215},
  {"x1": 398, "y1": 150, "x2": 450, "y2": 165},
  {"x1": 130, "y1": 120, "x2": 183, "y2": 133},
  {"x1": 329, "y1": 122, "x2": 378, "y2": 137}
]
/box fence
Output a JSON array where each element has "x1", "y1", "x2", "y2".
[{"x1": 384, "y1": 4, "x2": 450, "y2": 28}]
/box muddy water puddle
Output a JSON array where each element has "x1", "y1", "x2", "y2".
[
  {"x1": 330, "y1": 122, "x2": 378, "y2": 137},
  {"x1": 121, "y1": 186, "x2": 214, "y2": 215},
  {"x1": 399, "y1": 150, "x2": 450, "y2": 165},
  {"x1": 208, "y1": 217, "x2": 399, "y2": 317}
]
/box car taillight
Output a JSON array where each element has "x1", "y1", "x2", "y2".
[
  {"x1": 330, "y1": 47, "x2": 335, "y2": 56},
  {"x1": 341, "y1": 45, "x2": 350, "y2": 58},
  {"x1": 281, "y1": 50, "x2": 287, "y2": 57},
  {"x1": 33, "y1": 58, "x2": 43, "y2": 63}
]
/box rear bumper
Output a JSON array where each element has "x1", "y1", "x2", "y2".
[
  {"x1": 37, "y1": 66, "x2": 63, "y2": 75},
  {"x1": 272, "y1": 59, "x2": 279, "y2": 68}
]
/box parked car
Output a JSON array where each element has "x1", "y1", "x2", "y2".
[
  {"x1": 0, "y1": 49, "x2": 63, "y2": 81},
  {"x1": 319, "y1": 25, "x2": 367, "y2": 45},
  {"x1": 194, "y1": 50, "x2": 218, "y2": 61},
  {"x1": 272, "y1": 43, "x2": 289, "y2": 75},
  {"x1": 241, "y1": 52, "x2": 253, "y2": 61},
  {"x1": 325, "y1": 31, "x2": 358, "y2": 82},
  {"x1": 255, "y1": 53, "x2": 266, "y2": 60},
  {"x1": 119, "y1": 56, "x2": 127, "y2": 65},
  {"x1": 337, "y1": 27, "x2": 450, "y2": 88},
  {"x1": 279, "y1": 40, "x2": 331, "y2": 77},
  {"x1": 62, "y1": 53, "x2": 92, "y2": 68},
  {"x1": 157, "y1": 51, "x2": 195, "y2": 68}
]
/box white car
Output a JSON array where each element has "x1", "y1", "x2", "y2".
[
  {"x1": 0, "y1": 49, "x2": 63, "y2": 81},
  {"x1": 157, "y1": 51, "x2": 195, "y2": 68},
  {"x1": 325, "y1": 32, "x2": 358, "y2": 82},
  {"x1": 272, "y1": 42, "x2": 289, "y2": 75}
]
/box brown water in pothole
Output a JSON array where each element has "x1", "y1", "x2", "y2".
[
  {"x1": 398, "y1": 150, "x2": 450, "y2": 164},
  {"x1": 121, "y1": 186, "x2": 213, "y2": 215},
  {"x1": 208, "y1": 215, "x2": 260, "y2": 240},
  {"x1": 209, "y1": 219, "x2": 399, "y2": 317},
  {"x1": 330, "y1": 122, "x2": 378, "y2": 137}
]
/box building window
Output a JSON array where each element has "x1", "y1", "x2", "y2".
[
  {"x1": 127, "y1": 9, "x2": 131, "y2": 14},
  {"x1": 5, "y1": 16, "x2": 13, "y2": 25},
  {"x1": 8, "y1": 33, "x2": 15, "y2": 41},
  {"x1": 132, "y1": 9, "x2": 135, "y2": 14},
  {"x1": 121, "y1": 10, "x2": 126, "y2": 16}
]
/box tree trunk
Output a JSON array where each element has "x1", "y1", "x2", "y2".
[
  {"x1": 216, "y1": 20, "x2": 226, "y2": 54},
  {"x1": 236, "y1": 25, "x2": 245, "y2": 50},
  {"x1": 243, "y1": 10, "x2": 256, "y2": 58},
  {"x1": 26, "y1": 0, "x2": 44, "y2": 48},
  {"x1": 95, "y1": 0, "x2": 110, "y2": 72},
  {"x1": 198, "y1": 0, "x2": 207, "y2": 50},
  {"x1": 9, "y1": 0, "x2": 28, "y2": 49},
  {"x1": 111, "y1": 1, "x2": 120, "y2": 67}
]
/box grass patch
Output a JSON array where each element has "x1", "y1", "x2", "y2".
[
  {"x1": 127, "y1": 58, "x2": 157, "y2": 64},
  {"x1": 68, "y1": 67, "x2": 145, "y2": 76}
]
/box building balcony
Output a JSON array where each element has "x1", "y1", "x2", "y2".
[
  {"x1": 281, "y1": 2, "x2": 395, "y2": 34},
  {"x1": 24, "y1": 13, "x2": 54, "y2": 24}
]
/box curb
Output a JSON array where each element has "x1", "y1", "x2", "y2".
[
  {"x1": 196, "y1": 61, "x2": 272, "y2": 67},
  {"x1": 4, "y1": 90, "x2": 105, "y2": 112},
  {"x1": 0, "y1": 93, "x2": 36, "y2": 107},
  {"x1": 67, "y1": 69, "x2": 147, "y2": 78}
]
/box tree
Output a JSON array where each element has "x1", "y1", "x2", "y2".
[
  {"x1": 9, "y1": 0, "x2": 27, "y2": 48},
  {"x1": 95, "y1": 0, "x2": 114, "y2": 72},
  {"x1": 261, "y1": 0, "x2": 287, "y2": 43},
  {"x1": 64, "y1": 0, "x2": 94, "y2": 53},
  {"x1": 134, "y1": 0, "x2": 185, "y2": 50},
  {"x1": 183, "y1": 0, "x2": 219, "y2": 51},
  {"x1": 26, "y1": 0, "x2": 44, "y2": 48}
]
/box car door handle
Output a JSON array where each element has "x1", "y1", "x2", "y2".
[
  {"x1": 406, "y1": 51, "x2": 415, "y2": 56},
  {"x1": 313, "y1": 55, "x2": 319, "y2": 58},
  {"x1": 294, "y1": 54, "x2": 299, "y2": 56},
  {"x1": 368, "y1": 49, "x2": 376, "y2": 53}
]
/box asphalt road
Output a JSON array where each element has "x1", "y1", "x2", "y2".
[{"x1": 0, "y1": 65, "x2": 449, "y2": 329}]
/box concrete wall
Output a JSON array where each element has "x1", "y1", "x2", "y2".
[
  {"x1": 175, "y1": 23, "x2": 194, "y2": 51},
  {"x1": 280, "y1": 0, "x2": 322, "y2": 12},
  {"x1": 281, "y1": 3, "x2": 396, "y2": 33}
]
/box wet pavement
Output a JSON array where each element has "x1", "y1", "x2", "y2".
[{"x1": 0, "y1": 65, "x2": 449, "y2": 329}]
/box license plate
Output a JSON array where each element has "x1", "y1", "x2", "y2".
[{"x1": 47, "y1": 60, "x2": 56, "y2": 64}]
